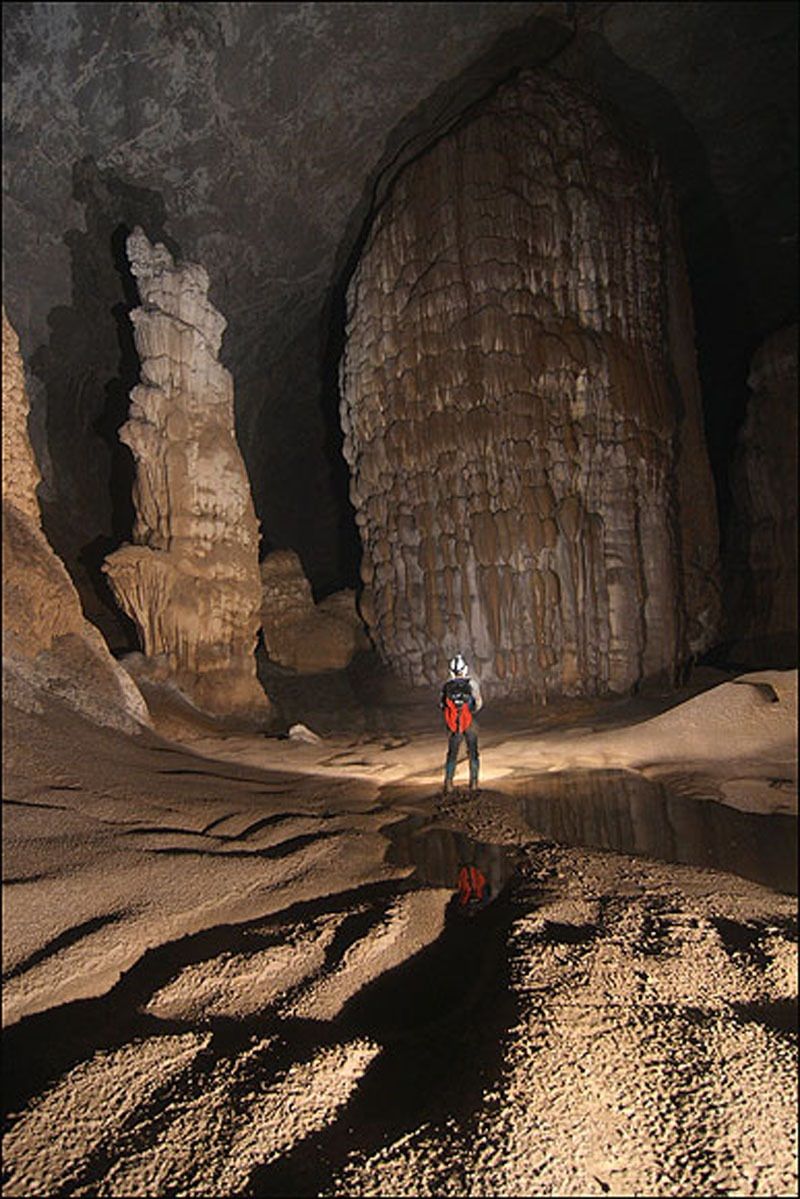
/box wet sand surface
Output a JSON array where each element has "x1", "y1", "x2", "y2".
[{"x1": 2, "y1": 666, "x2": 797, "y2": 1196}]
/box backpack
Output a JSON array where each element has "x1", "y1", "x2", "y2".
[
  {"x1": 443, "y1": 676, "x2": 473, "y2": 733},
  {"x1": 457, "y1": 864, "x2": 488, "y2": 906}
]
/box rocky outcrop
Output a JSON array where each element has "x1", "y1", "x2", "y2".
[
  {"x1": 2, "y1": 307, "x2": 150, "y2": 732},
  {"x1": 260, "y1": 550, "x2": 368, "y2": 673},
  {"x1": 2, "y1": 309, "x2": 42, "y2": 525},
  {"x1": 340, "y1": 71, "x2": 720, "y2": 699},
  {"x1": 103, "y1": 230, "x2": 269, "y2": 720},
  {"x1": 725, "y1": 325, "x2": 798, "y2": 665}
]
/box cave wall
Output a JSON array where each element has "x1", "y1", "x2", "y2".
[
  {"x1": 2, "y1": 307, "x2": 150, "y2": 732},
  {"x1": 340, "y1": 71, "x2": 720, "y2": 698},
  {"x1": 21, "y1": 159, "x2": 176, "y2": 651},
  {"x1": 724, "y1": 325, "x2": 798, "y2": 666},
  {"x1": 2, "y1": 2, "x2": 796, "y2": 670},
  {"x1": 2, "y1": 0, "x2": 562, "y2": 604}
]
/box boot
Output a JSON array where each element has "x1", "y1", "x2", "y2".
[
  {"x1": 469, "y1": 776, "x2": 480, "y2": 796},
  {"x1": 443, "y1": 777, "x2": 453, "y2": 797}
]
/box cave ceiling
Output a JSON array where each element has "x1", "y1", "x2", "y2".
[{"x1": 2, "y1": 1, "x2": 797, "y2": 598}]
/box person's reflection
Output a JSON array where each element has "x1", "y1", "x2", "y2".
[{"x1": 457, "y1": 862, "x2": 492, "y2": 915}]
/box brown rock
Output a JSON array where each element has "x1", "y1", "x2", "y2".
[
  {"x1": 103, "y1": 230, "x2": 269, "y2": 720},
  {"x1": 2, "y1": 309, "x2": 42, "y2": 525},
  {"x1": 2, "y1": 307, "x2": 149, "y2": 732},
  {"x1": 260, "y1": 550, "x2": 367, "y2": 673},
  {"x1": 340, "y1": 71, "x2": 720, "y2": 699}
]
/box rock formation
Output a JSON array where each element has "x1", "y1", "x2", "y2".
[
  {"x1": 725, "y1": 325, "x2": 798, "y2": 665},
  {"x1": 103, "y1": 230, "x2": 269, "y2": 720},
  {"x1": 2, "y1": 309, "x2": 42, "y2": 525},
  {"x1": 340, "y1": 70, "x2": 720, "y2": 698},
  {"x1": 2, "y1": 307, "x2": 149, "y2": 732},
  {"x1": 260, "y1": 550, "x2": 369, "y2": 673}
]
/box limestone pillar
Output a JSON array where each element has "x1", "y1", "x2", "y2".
[{"x1": 103, "y1": 230, "x2": 269, "y2": 719}]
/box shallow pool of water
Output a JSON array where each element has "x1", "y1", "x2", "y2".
[
  {"x1": 385, "y1": 816, "x2": 523, "y2": 903},
  {"x1": 508, "y1": 769, "x2": 797, "y2": 894}
]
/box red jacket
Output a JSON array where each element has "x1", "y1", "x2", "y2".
[{"x1": 458, "y1": 864, "x2": 488, "y2": 905}]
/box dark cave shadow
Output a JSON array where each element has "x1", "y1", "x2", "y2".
[
  {"x1": 318, "y1": 287, "x2": 362, "y2": 596},
  {"x1": 1, "y1": 868, "x2": 528, "y2": 1198},
  {"x1": 574, "y1": 31, "x2": 760, "y2": 539},
  {"x1": 29, "y1": 157, "x2": 181, "y2": 652},
  {"x1": 248, "y1": 886, "x2": 524, "y2": 1198},
  {"x1": 0, "y1": 879, "x2": 418, "y2": 1122}
]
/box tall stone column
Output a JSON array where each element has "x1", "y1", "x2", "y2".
[
  {"x1": 340, "y1": 71, "x2": 720, "y2": 698},
  {"x1": 104, "y1": 229, "x2": 269, "y2": 720}
]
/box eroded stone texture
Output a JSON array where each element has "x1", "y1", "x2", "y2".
[
  {"x1": 260, "y1": 550, "x2": 368, "y2": 673},
  {"x1": 103, "y1": 230, "x2": 269, "y2": 719},
  {"x1": 2, "y1": 309, "x2": 42, "y2": 525},
  {"x1": 725, "y1": 325, "x2": 798, "y2": 665},
  {"x1": 2, "y1": 307, "x2": 149, "y2": 732},
  {"x1": 340, "y1": 71, "x2": 720, "y2": 698}
]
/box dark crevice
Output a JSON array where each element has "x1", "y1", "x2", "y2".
[
  {"x1": 711, "y1": 917, "x2": 773, "y2": 970},
  {"x1": 731, "y1": 998, "x2": 798, "y2": 1037},
  {"x1": 156, "y1": 767, "x2": 286, "y2": 786},
  {"x1": 30, "y1": 157, "x2": 180, "y2": 654}
]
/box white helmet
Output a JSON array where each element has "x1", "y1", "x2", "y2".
[{"x1": 449, "y1": 653, "x2": 468, "y2": 676}]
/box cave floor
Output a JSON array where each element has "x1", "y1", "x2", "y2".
[{"x1": 2, "y1": 667, "x2": 797, "y2": 1197}]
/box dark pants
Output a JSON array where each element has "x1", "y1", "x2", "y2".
[{"x1": 444, "y1": 727, "x2": 479, "y2": 786}]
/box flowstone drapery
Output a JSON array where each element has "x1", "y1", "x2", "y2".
[
  {"x1": 340, "y1": 70, "x2": 720, "y2": 698},
  {"x1": 103, "y1": 230, "x2": 269, "y2": 720}
]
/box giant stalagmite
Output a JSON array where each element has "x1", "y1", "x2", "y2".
[
  {"x1": 103, "y1": 230, "x2": 269, "y2": 720},
  {"x1": 340, "y1": 71, "x2": 720, "y2": 698}
]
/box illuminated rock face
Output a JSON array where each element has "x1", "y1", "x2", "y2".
[
  {"x1": 104, "y1": 230, "x2": 269, "y2": 719},
  {"x1": 2, "y1": 308, "x2": 42, "y2": 525},
  {"x1": 726, "y1": 325, "x2": 798, "y2": 664},
  {"x1": 340, "y1": 71, "x2": 720, "y2": 698},
  {"x1": 260, "y1": 550, "x2": 369, "y2": 673},
  {"x1": 2, "y1": 307, "x2": 149, "y2": 732}
]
